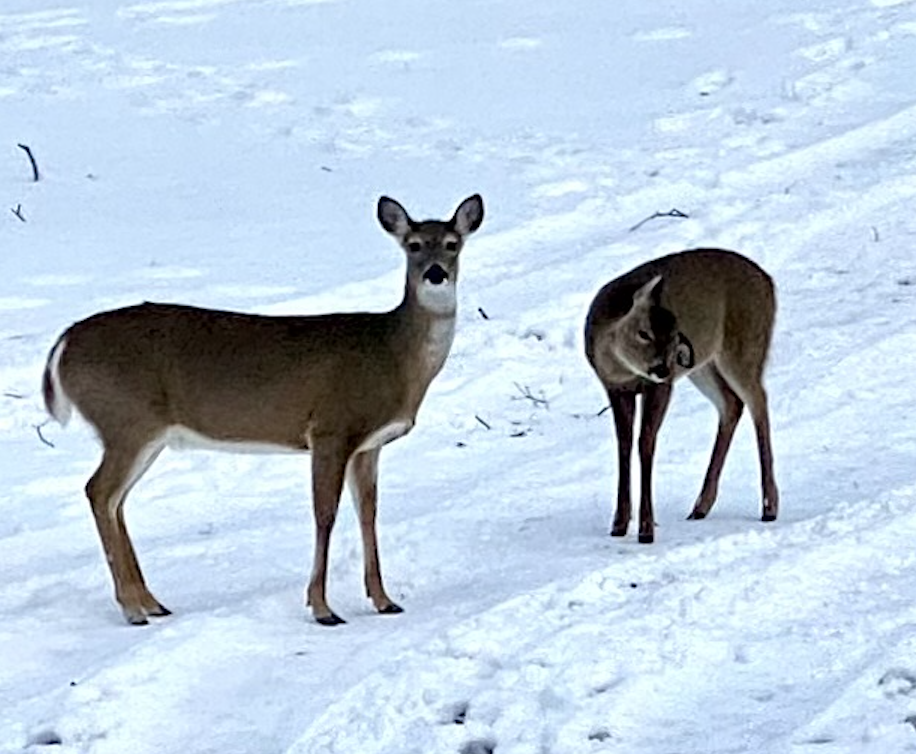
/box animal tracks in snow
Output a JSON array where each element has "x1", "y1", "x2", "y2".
[
  {"x1": 631, "y1": 26, "x2": 693, "y2": 42},
  {"x1": 118, "y1": 0, "x2": 339, "y2": 25}
]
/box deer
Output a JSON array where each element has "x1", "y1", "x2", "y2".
[
  {"x1": 42, "y1": 194, "x2": 484, "y2": 626},
  {"x1": 584, "y1": 248, "x2": 778, "y2": 544}
]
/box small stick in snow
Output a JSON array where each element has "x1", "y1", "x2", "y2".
[
  {"x1": 17, "y1": 143, "x2": 40, "y2": 182},
  {"x1": 628, "y1": 208, "x2": 689, "y2": 233},
  {"x1": 513, "y1": 382, "x2": 549, "y2": 408},
  {"x1": 597, "y1": 404, "x2": 610, "y2": 417},
  {"x1": 11, "y1": 204, "x2": 25, "y2": 222},
  {"x1": 871, "y1": 226, "x2": 880, "y2": 242},
  {"x1": 35, "y1": 421, "x2": 55, "y2": 448},
  {"x1": 474, "y1": 414, "x2": 492, "y2": 430},
  {"x1": 477, "y1": 307, "x2": 490, "y2": 320}
]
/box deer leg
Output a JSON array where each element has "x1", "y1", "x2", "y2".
[
  {"x1": 347, "y1": 448, "x2": 402, "y2": 616},
  {"x1": 115, "y1": 504, "x2": 171, "y2": 617},
  {"x1": 718, "y1": 364, "x2": 779, "y2": 523},
  {"x1": 306, "y1": 439, "x2": 349, "y2": 626},
  {"x1": 637, "y1": 382, "x2": 673, "y2": 544},
  {"x1": 745, "y1": 386, "x2": 779, "y2": 522},
  {"x1": 86, "y1": 436, "x2": 166, "y2": 625},
  {"x1": 687, "y1": 364, "x2": 744, "y2": 520},
  {"x1": 608, "y1": 390, "x2": 636, "y2": 537}
]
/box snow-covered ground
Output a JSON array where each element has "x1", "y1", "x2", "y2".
[{"x1": 3, "y1": 0, "x2": 916, "y2": 752}]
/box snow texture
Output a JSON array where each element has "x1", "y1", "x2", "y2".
[{"x1": 2, "y1": 0, "x2": 916, "y2": 752}]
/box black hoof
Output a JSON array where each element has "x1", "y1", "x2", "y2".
[
  {"x1": 638, "y1": 533, "x2": 654, "y2": 544},
  {"x1": 316, "y1": 613, "x2": 346, "y2": 626},
  {"x1": 379, "y1": 603, "x2": 404, "y2": 615},
  {"x1": 761, "y1": 513, "x2": 777, "y2": 522},
  {"x1": 125, "y1": 614, "x2": 149, "y2": 626},
  {"x1": 147, "y1": 605, "x2": 172, "y2": 617},
  {"x1": 687, "y1": 510, "x2": 706, "y2": 520},
  {"x1": 610, "y1": 527, "x2": 627, "y2": 538}
]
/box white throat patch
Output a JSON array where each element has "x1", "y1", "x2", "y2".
[{"x1": 416, "y1": 279, "x2": 457, "y2": 314}]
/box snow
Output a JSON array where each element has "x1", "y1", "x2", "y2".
[{"x1": 2, "y1": 0, "x2": 916, "y2": 752}]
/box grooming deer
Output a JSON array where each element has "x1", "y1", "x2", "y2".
[
  {"x1": 42, "y1": 194, "x2": 484, "y2": 626},
  {"x1": 584, "y1": 248, "x2": 778, "y2": 544}
]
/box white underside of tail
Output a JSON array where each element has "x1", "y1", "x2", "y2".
[{"x1": 45, "y1": 337, "x2": 74, "y2": 426}]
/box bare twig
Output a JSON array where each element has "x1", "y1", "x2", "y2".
[
  {"x1": 513, "y1": 382, "x2": 549, "y2": 408},
  {"x1": 3, "y1": 391, "x2": 24, "y2": 399},
  {"x1": 870, "y1": 226, "x2": 880, "y2": 242},
  {"x1": 36, "y1": 421, "x2": 55, "y2": 448},
  {"x1": 629, "y1": 208, "x2": 689, "y2": 233},
  {"x1": 477, "y1": 307, "x2": 489, "y2": 320},
  {"x1": 11, "y1": 204, "x2": 25, "y2": 222},
  {"x1": 509, "y1": 423, "x2": 530, "y2": 438},
  {"x1": 597, "y1": 404, "x2": 610, "y2": 417},
  {"x1": 17, "y1": 143, "x2": 40, "y2": 182},
  {"x1": 474, "y1": 414, "x2": 492, "y2": 430}
]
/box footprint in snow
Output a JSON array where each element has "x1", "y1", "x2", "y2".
[
  {"x1": 370, "y1": 49, "x2": 424, "y2": 66},
  {"x1": 498, "y1": 37, "x2": 543, "y2": 51},
  {"x1": 795, "y1": 36, "x2": 853, "y2": 63},
  {"x1": 631, "y1": 26, "x2": 693, "y2": 42},
  {"x1": 691, "y1": 68, "x2": 735, "y2": 97}
]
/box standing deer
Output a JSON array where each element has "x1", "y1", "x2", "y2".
[
  {"x1": 42, "y1": 194, "x2": 484, "y2": 626},
  {"x1": 584, "y1": 248, "x2": 778, "y2": 544}
]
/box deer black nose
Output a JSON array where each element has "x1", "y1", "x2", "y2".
[
  {"x1": 423, "y1": 264, "x2": 448, "y2": 284},
  {"x1": 649, "y1": 364, "x2": 670, "y2": 380}
]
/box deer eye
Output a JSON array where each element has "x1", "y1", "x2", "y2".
[
  {"x1": 637, "y1": 330, "x2": 652, "y2": 342},
  {"x1": 444, "y1": 240, "x2": 458, "y2": 252},
  {"x1": 407, "y1": 241, "x2": 422, "y2": 253}
]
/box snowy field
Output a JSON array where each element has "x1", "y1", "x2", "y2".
[{"x1": 3, "y1": 0, "x2": 916, "y2": 752}]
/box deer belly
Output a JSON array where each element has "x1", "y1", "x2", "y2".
[{"x1": 165, "y1": 425, "x2": 302, "y2": 455}]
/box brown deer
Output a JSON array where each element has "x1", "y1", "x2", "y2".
[
  {"x1": 42, "y1": 194, "x2": 484, "y2": 626},
  {"x1": 584, "y1": 248, "x2": 778, "y2": 544}
]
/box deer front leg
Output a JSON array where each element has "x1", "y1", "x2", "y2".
[
  {"x1": 608, "y1": 390, "x2": 636, "y2": 537},
  {"x1": 638, "y1": 382, "x2": 673, "y2": 544},
  {"x1": 347, "y1": 448, "x2": 402, "y2": 616},
  {"x1": 307, "y1": 439, "x2": 349, "y2": 626}
]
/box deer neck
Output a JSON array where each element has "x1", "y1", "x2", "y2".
[{"x1": 394, "y1": 280, "x2": 457, "y2": 381}]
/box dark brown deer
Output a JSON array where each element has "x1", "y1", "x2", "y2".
[
  {"x1": 584, "y1": 248, "x2": 778, "y2": 543},
  {"x1": 42, "y1": 194, "x2": 484, "y2": 625}
]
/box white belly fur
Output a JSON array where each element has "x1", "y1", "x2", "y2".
[
  {"x1": 166, "y1": 420, "x2": 414, "y2": 457},
  {"x1": 165, "y1": 426, "x2": 301, "y2": 455},
  {"x1": 357, "y1": 419, "x2": 414, "y2": 452}
]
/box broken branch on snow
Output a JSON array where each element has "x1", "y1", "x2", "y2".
[
  {"x1": 628, "y1": 208, "x2": 689, "y2": 233},
  {"x1": 17, "y1": 143, "x2": 40, "y2": 182}
]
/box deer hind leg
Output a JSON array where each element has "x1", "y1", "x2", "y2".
[
  {"x1": 717, "y1": 360, "x2": 779, "y2": 523},
  {"x1": 607, "y1": 390, "x2": 636, "y2": 537},
  {"x1": 686, "y1": 363, "x2": 744, "y2": 520},
  {"x1": 306, "y1": 438, "x2": 350, "y2": 626},
  {"x1": 637, "y1": 382, "x2": 673, "y2": 544},
  {"x1": 347, "y1": 448, "x2": 402, "y2": 616},
  {"x1": 86, "y1": 433, "x2": 167, "y2": 625}
]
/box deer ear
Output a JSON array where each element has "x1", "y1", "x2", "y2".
[
  {"x1": 676, "y1": 332, "x2": 695, "y2": 369},
  {"x1": 452, "y1": 194, "x2": 484, "y2": 236},
  {"x1": 632, "y1": 275, "x2": 663, "y2": 307},
  {"x1": 377, "y1": 196, "x2": 412, "y2": 236}
]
